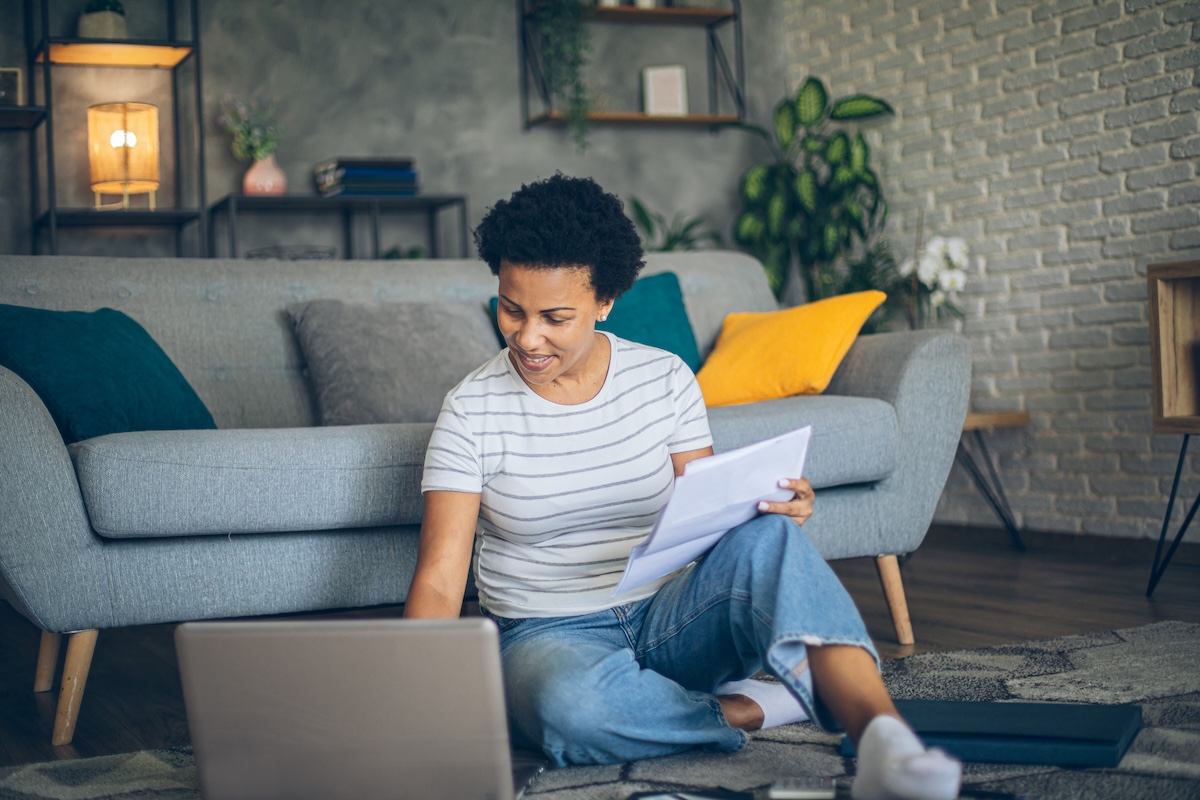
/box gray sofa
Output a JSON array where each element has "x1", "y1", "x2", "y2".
[{"x1": 0, "y1": 250, "x2": 969, "y2": 746}]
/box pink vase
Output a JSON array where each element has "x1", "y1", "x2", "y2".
[{"x1": 243, "y1": 154, "x2": 287, "y2": 196}]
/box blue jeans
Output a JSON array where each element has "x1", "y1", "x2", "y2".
[{"x1": 486, "y1": 514, "x2": 878, "y2": 766}]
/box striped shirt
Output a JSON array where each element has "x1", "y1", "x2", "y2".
[{"x1": 421, "y1": 332, "x2": 713, "y2": 618}]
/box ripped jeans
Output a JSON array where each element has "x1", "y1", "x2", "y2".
[{"x1": 486, "y1": 513, "x2": 878, "y2": 766}]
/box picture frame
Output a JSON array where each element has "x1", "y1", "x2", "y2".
[
  {"x1": 642, "y1": 64, "x2": 688, "y2": 116},
  {"x1": 0, "y1": 67, "x2": 24, "y2": 107}
]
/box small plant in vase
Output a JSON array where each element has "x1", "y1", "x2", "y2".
[
  {"x1": 78, "y1": 0, "x2": 127, "y2": 39},
  {"x1": 893, "y1": 217, "x2": 969, "y2": 329},
  {"x1": 217, "y1": 94, "x2": 286, "y2": 196}
]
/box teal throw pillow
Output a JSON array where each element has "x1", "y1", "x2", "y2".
[
  {"x1": 0, "y1": 304, "x2": 217, "y2": 444},
  {"x1": 489, "y1": 271, "x2": 702, "y2": 373}
]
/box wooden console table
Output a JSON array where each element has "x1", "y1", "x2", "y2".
[
  {"x1": 1146, "y1": 260, "x2": 1200, "y2": 596},
  {"x1": 957, "y1": 411, "x2": 1032, "y2": 551},
  {"x1": 207, "y1": 194, "x2": 469, "y2": 259}
]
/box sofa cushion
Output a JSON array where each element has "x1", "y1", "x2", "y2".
[
  {"x1": 708, "y1": 394, "x2": 898, "y2": 489},
  {"x1": 69, "y1": 425, "x2": 432, "y2": 538},
  {"x1": 697, "y1": 290, "x2": 887, "y2": 407},
  {"x1": 0, "y1": 304, "x2": 216, "y2": 444},
  {"x1": 288, "y1": 300, "x2": 499, "y2": 425},
  {"x1": 489, "y1": 271, "x2": 703, "y2": 372}
]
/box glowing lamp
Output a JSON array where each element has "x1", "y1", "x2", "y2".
[{"x1": 87, "y1": 102, "x2": 160, "y2": 210}]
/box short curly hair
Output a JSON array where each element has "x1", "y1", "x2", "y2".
[{"x1": 473, "y1": 173, "x2": 645, "y2": 301}]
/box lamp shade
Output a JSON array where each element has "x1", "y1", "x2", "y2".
[{"x1": 87, "y1": 102, "x2": 160, "y2": 196}]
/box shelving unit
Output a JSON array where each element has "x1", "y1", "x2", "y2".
[
  {"x1": 518, "y1": 1, "x2": 744, "y2": 131},
  {"x1": 1145, "y1": 260, "x2": 1200, "y2": 596},
  {"x1": 21, "y1": 0, "x2": 206, "y2": 256}
]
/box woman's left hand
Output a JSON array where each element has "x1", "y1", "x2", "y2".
[{"x1": 757, "y1": 478, "x2": 814, "y2": 528}]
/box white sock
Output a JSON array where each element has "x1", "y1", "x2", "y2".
[
  {"x1": 850, "y1": 715, "x2": 961, "y2": 800},
  {"x1": 715, "y1": 677, "x2": 809, "y2": 729}
]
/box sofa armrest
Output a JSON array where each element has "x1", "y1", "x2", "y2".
[
  {"x1": 70, "y1": 424, "x2": 435, "y2": 538},
  {"x1": 818, "y1": 330, "x2": 971, "y2": 557},
  {"x1": 0, "y1": 366, "x2": 116, "y2": 632}
]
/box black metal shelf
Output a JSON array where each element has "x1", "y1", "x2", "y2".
[
  {"x1": 0, "y1": 106, "x2": 47, "y2": 129},
  {"x1": 22, "y1": 0, "x2": 207, "y2": 256},
  {"x1": 207, "y1": 193, "x2": 470, "y2": 259}
]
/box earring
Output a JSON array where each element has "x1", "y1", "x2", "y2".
[{"x1": 599, "y1": 315, "x2": 608, "y2": 322}]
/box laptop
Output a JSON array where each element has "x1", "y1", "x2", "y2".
[{"x1": 175, "y1": 617, "x2": 548, "y2": 800}]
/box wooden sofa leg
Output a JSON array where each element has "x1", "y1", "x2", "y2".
[
  {"x1": 875, "y1": 555, "x2": 915, "y2": 646},
  {"x1": 52, "y1": 629, "x2": 99, "y2": 746},
  {"x1": 34, "y1": 631, "x2": 63, "y2": 693}
]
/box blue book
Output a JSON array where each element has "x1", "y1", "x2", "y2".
[{"x1": 839, "y1": 700, "x2": 1142, "y2": 768}]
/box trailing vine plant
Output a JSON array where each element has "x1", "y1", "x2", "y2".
[{"x1": 535, "y1": 0, "x2": 592, "y2": 152}]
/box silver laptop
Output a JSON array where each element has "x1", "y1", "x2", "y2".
[{"x1": 176, "y1": 618, "x2": 547, "y2": 800}]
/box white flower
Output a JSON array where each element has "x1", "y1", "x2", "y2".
[
  {"x1": 917, "y1": 253, "x2": 941, "y2": 288},
  {"x1": 930, "y1": 289, "x2": 947, "y2": 307},
  {"x1": 898, "y1": 257, "x2": 916, "y2": 277},
  {"x1": 938, "y1": 268, "x2": 967, "y2": 292},
  {"x1": 946, "y1": 237, "x2": 969, "y2": 270},
  {"x1": 925, "y1": 236, "x2": 949, "y2": 260}
]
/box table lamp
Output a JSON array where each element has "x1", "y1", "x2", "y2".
[{"x1": 87, "y1": 102, "x2": 160, "y2": 210}]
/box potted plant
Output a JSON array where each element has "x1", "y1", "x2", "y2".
[
  {"x1": 732, "y1": 76, "x2": 894, "y2": 302},
  {"x1": 628, "y1": 196, "x2": 724, "y2": 251},
  {"x1": 217, "y1": 94, "x2": 286, "y2": 196},
  {"x1": 77, "y1": 0, "x2": 127, "y2": 39},
  {"x1": 535, "y1": 0, "x2": 592, "y2": 152}
]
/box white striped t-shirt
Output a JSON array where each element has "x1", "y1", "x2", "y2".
[{"x1": 421, "y1": 332, "x2": 713, "y2": 618}]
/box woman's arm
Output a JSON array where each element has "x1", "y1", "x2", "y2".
[{"x1": 402, "y1": 490, "x2": 481, "y2": 619}]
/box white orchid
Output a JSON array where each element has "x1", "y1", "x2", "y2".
[
  {"x1": 938, "y1": 268, "x2": 967, "y2": 292},
  {"x1": 895, "y1": 233, "x2": 970, "y2": 328}
]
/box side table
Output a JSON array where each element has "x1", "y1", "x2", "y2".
[
  {"x1": 207, "y1": 194, "x2": 469, "y2": 259},
  {"x1": 1145, "y1": 260, "x2": 1200, "y2": 597},
  {"x1": 956, "y1": 411, "x2": 1031, "y2": 551}
]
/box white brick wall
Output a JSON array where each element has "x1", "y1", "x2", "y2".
[{"x1": 784, "y1": 0, "x2": 1200, "y2": 540}]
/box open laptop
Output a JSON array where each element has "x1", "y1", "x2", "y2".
[{"x1": 176, "y1": 618, "x2": 548, "y2": 800}]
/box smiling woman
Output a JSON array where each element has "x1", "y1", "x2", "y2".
[{"x1": 401, "y1": 173, "x2": 961, "y2": 800}]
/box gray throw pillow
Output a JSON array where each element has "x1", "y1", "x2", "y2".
[{"x1": 287, "y1": 299, "x2": 500, "y2": 425}]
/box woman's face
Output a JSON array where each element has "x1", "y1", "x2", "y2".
[{"x1": 496, "y1": 260, "x2": 615, "y2": 389}]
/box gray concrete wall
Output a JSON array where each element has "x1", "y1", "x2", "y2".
[
  {"x1": 0, "y1": 0, "x2": 790, "y2": 258},
  {"x1": 785, "y1": 0, "x2": 1200, "y2": 541}
]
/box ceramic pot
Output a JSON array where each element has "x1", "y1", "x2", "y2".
[
  {"x1": 78, "y1": 11, "x2": 128, "y2": 39},
  {"x1": 243, "y1": 154, "x2": 287, "y2": 196}
]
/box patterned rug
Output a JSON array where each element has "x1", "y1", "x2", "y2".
[{"x1": 2, "y1": 621, "x2": 1198, "y2": 800}]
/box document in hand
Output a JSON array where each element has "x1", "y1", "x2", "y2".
[{"x1": 613, "y1": 426, "x2": 812, "y2": 596}]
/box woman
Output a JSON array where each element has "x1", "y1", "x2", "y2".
[{"x1": 404, "y1": 174, "x2": 960, "y2": 800}]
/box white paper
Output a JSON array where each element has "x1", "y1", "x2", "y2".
[{"x1": 613, "y1": 425, "x2": 812, "y2": 596}]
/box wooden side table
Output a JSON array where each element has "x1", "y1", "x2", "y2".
[
  {"x1": 956, "y1": 411, "x2": 1031, "y2": 551},
  {"x1": 1146, "y1": 260, "x2": 1200, "y2": 596}
]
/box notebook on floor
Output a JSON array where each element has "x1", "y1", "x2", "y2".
[
  {"x1": 176, "y1": 617, "x2": 548, "y2": 800},
  {"x1": 839, "y1": 699, "x2": 1142, "y2": 768}
]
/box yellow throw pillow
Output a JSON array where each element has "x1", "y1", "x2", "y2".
[{"x1": 696, "y1": 290, "x2": 886, "y2": 407}]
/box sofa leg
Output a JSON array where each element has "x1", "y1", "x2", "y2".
[
  {"x1": 875, "y1": 555, "x2": 915, "y2": 646},
  {"x1": 51, "y1": 629, "x2": 99, "y2": 746},
  {"x1": 34, "y1": 630, "x2": 63, "y2": 693}
]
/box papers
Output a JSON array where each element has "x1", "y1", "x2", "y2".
[{"x1": 613, "y1": 425, "x2": 812, "y2": 596}]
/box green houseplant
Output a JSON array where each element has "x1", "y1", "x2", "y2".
[
  {"x1": 535, "y1": 0, "x2": 592, "y2": 152},
  {"x1": 628, "y1": 196, "x2": 723, "y2": 252},
  {"x1": 732, "y1": 77, "x2": 894, "y2": 301}
]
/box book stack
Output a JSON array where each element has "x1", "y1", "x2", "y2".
[{"x1": 313, "y1": 157, "x2": 419, "y2": 197}]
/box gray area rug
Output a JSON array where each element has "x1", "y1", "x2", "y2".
[{"x1": 2, "y1": 621, "x2": 1198, "y2": 799}]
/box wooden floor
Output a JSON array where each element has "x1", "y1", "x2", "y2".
[{"x1": 2, "y1": 523, "x2": 1198, "y2": 768}]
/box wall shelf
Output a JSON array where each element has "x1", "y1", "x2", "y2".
[
  {"x1": 518, "y1": 0, "x2": 744, "y2": 131},
  {"x1": 527, "y1": 110, "x2": 739, "y2": 127},
  {"x1": 37, "y1": 40, "x2": 195, "y2": 68}
]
